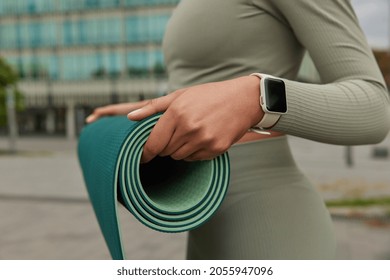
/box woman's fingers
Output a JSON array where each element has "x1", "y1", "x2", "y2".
[
  {"x1": 86, "y1": 88, "x2": 187, "y2": 124},
  {"x1": 127, "y1": 89, "x2": 186, "y2": 121},
  {"x1": 85, "y1": 101, "x2": 150, "y2": 123},
  {"x1": 140, "y1": 112, "x2": 177, "y2": 163},
  {"x1": 85, "y1": 114, "x2": 99, "y2": 123},
  {"x1": 125, "y1": 90, "x2": 190, "y2": 162}
]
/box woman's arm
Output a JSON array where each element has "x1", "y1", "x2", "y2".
[
  {"x1": 263, "y1": 0, "x2": 390, "y2": 144},
  {"x1": 86, "y1": 76, "x2": 264, "y2": 162}
]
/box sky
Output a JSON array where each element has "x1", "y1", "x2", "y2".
[{"x1": 352, "y1": 0, "x2": 389, "y2": 49}]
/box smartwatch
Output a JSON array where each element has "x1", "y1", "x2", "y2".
[{"x1": 250, "y1": 73, "x2": 288, "y2": 130}]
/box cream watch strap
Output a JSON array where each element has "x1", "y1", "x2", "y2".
[
  {"x1": 250, "y1": 73, "x2": 281, "y2": 130},
  {"x1": 257, "y1": 112, "x2": 280, "y2": 129}
]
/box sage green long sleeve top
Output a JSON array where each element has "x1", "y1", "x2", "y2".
[{"x1": 162, "y1": 0, "x2": 390, "y2": 145}]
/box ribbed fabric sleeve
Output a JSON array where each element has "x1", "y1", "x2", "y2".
[
  {"x1": 264, "y1": 0, "x2": 390, "y2": 144},
  {"x1": 275, "y1": 79, "x2": 390, "y2": 144}
]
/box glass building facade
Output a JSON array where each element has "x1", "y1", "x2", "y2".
[
  {"x1": 0, "y1": 0, "x2": 179, "y2": 136},
  {"x1": 0, "y1": 0, "x2": 178, "y2": 81}
]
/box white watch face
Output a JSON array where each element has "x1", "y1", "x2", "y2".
[{"x1": 264, "y1": 78, "x2": 287, "y2": 113}]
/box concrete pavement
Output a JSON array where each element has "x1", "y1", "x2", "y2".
[{"x1": 0, "y1": 135, "x2": 389, "y2": 259}]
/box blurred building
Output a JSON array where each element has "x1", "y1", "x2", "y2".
[{"x1": 0, "y1": 0, "x2": 179, "y2": 137}]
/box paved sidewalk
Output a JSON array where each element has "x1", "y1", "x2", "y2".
[{"x1": 0, "y1": 135, "x2": 389, "y2": 259}]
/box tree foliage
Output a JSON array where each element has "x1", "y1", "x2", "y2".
[{"x1": 0, "y1": 56, "x2": 24, "y2": 127}]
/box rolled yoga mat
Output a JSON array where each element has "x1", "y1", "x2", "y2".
[{"x1": 78, "y1": 114, "x2": 230, "y2": 259}]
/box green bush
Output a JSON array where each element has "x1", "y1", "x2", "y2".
[{"x1": 0, "y1": 57, "x2": 24, "y2": 127}]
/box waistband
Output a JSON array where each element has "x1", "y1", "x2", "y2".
[
  {"x1": 229, "y1": 135, "x2": 297, "y2": 172},
  {"x1": 227, "y1": 136, "x2": 303, "y2": 193}
]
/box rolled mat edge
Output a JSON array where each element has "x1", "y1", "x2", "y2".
[{"x1": 77, "y1": 114, "x2": 230, "y2": 259}]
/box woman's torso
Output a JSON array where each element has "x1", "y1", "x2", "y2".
[
  {"x1": 162, "y1": 0, "x2": 304, "y2": 141},
  {"x1": 163, "y1": 0, "x2": 304, "y2": 89}
]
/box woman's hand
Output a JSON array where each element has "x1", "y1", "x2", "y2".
[{"x1": 128, "y1": 76, "x2": 264, "y2": 162}]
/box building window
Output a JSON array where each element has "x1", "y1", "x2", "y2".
[
  {"x1": 62, "y1": 18, "x2": 121, "y2": 46},
  {"x1": 0, "y1": 25, "x2": 17, "y2": 49},
  {"x1": 127, "y1": 50, "x2": 165, "y2": 77},
  {"x1": 126, "y1": 14, "x2": 170, "y2": 44}
]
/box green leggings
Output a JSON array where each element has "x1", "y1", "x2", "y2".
[{"x1": 186, "y1": 136, "x2": 336, "y2": 259}]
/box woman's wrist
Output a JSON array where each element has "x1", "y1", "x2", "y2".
[{"x1": 235, "y1": 75, "x2": 265, "y2": 128}]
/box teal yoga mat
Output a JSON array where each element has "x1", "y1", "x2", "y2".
[{"x1": 78, "y1": 114, "x2": 230, "y2": 259}]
